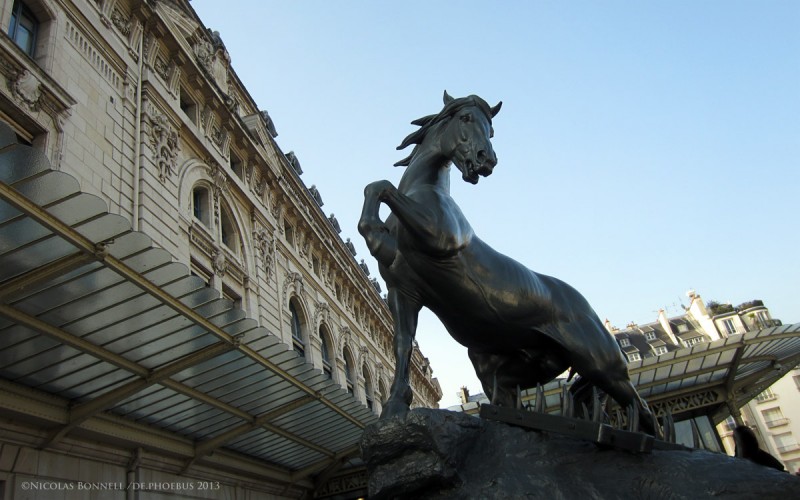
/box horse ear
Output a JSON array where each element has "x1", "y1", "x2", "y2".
[
  {"x1": 443, "y1": 90, "x2": 454, "y2": 104},
  {"x1": 490, "y1": 101, "x2": 503, "y2": 117}
]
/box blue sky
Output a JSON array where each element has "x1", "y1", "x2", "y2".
[{"x1": 191, "y1": 1, "x2": 799, "y2": 406}]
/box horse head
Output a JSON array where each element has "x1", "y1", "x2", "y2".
[{"x1": 396, "y1": 91, "x2": 502, "y2": 184}]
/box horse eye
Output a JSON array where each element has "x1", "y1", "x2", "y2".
[{"x1": 460, "y1": 114, "x2": 471, "y2": 123}]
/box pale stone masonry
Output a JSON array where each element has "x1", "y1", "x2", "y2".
[
  {"x1": 0, "y1": 0, "x2": 440, "y2": 440},
  {"x1": 0, "y1": 0, "x2": 441, "y2": 411}
]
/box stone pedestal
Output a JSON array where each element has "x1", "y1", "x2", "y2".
[{"x1": 361, "y1": 408, "x2": 800, "y2": 499}]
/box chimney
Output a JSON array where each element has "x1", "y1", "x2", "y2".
[
  {"x1": 658, "y1": 308, "x2": 680, "y2": 346},
  {"x1": 458, "y1": 386, "x2": 470, "y2": 404},
  {"x1": 686, "y1": 291, "x2": 722, "y2": 341}
]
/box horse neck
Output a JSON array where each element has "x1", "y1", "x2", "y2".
[{"x1": 397, "y1": 144, "x2": 451, "y2": 194}]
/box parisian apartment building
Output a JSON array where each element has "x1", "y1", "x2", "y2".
[
  {"x1": 0, "y1": 0, "x2": 441, "y2": 497},
  {"x1": 606, "y1": 290, "x2": 800, "y2": 473}
]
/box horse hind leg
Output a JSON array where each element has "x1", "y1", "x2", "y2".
[{"x1": 467, "y1": 350, "x2": 516, "y2": 407}]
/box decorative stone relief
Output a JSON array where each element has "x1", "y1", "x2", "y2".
[
  {"x1": 224, "y1": 93, "x2": 238, "y2": 114},
  {"x1": 254, "y1": 175, "x2": 267, "y2": 197},
  {"x1": 205, "y1": 160, "x2": 228, "y2": 200},
  {"x1": 111, "y1": 8, "x2": 132, "y2": 36},
  {"x1": 153, "y1": 55, "x2": 170, "y2": 82},
  {"x1": 200, "y1": 104, "x2": 212, "y2": 129},
  {"x1": 147, "y1": 111, "x2": 179, "y2": 182},
  {"x1": 358, "y1": 345, "x2": 370, "y2": 366},
  {"x1": 282, "y1": 272, "x2": 304, "y2": 306},
  {"x1": 338, "y1": 325, "x2": 352, "y2": 349},
  {"x1": 253, "y1": 228, "x2": 276, "y2": 283},
  {"x1": 245, "y1": 162, "x2": 256, "y2": 186},
  {"x1": 192, "y1": 29, "x2": 230, "y2": 94},
  {"x1": 9, "y1": 69, "x2": 42, "y2": 111},
  {"x1": 269, "y1": 194, "x2": 281, "y2": 220},
  {"x1": 314, "y1": 301, "x2": 331, "y2": 328},
  {"x1": 212, "y1": 247, "x2": 227, "y2": 277}
]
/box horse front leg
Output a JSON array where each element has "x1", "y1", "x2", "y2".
[
  {"x1": 382, "y1": 288, "x2": 422, "y2": 419},
  {"x1": 358, "y1": 180, "x2": 397, "y2": 267},
  {"x1": 361, "y1": 180, "x2": 447, "y2": 253}
]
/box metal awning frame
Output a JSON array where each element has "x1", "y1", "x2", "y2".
[
  {"x1": 0, "y1": 173, "x2": 370, "y2": 485},
  {"x1": 627, "y1": 324, "x2": 800, "y2": 423}
]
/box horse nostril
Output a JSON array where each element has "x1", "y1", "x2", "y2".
[{"x1": 477, "y1": 150, "x2": 488, "y2": 163}]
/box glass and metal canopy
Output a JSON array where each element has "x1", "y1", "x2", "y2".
[
  {"x1": 0, "y1": 124, "x2": 375, "y2": 492},
  {"x1": 628, "y1": 323, "x2": 800, "y2": 423}
]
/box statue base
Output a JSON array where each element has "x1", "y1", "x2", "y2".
[{"x1": 360, "y1": 408, "x2": 799, "y2": 499}]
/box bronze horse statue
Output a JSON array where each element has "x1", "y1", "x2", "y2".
[{"x1": 358, "y1": 91, "x2": 658, "y2": 435}]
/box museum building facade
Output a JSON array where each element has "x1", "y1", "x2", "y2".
[{"x1": 0, "y1": 0, "x2": 441, "y2": 497}]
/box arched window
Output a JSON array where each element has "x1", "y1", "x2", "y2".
[
  {"x1": 363, "y1": 363, "x2": 374, "y2": 410},
  {"x1": 9, "y1": 1, "x2": 38, "y2": 57},
  {"x1": 320, "y1": 326, "x2": 333, "y2": 379},
  {"x1": 192, "y1": 186, "x2": 210, "y2": 226},
  {"x1": 290, "y1": 301, "x2": 304, "y2": 356},
  {"x1": 219, "y1": 205, "x2": 239, "y2": 253},
  {"x1": 343, "y1": 348, "x2": 355, "y2": 394}
]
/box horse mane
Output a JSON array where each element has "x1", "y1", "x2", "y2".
[{"x1": 394, "y1": 94, "x2": 496, "y2": 167}]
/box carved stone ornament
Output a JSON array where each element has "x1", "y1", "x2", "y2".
[
  {"x1": 253, "y1": 228, "x2": 275, "y2": 282},
  {"x1": 212, "y1": 247, "x2": 227, "y2": 277},
  {"x1": 192, "y1": 29, "x2": 230, "y2": 94},
  {"x1": 282, "y1": 272, "x2": 304, "y2": 306},
  {"x1": 253, "y1": 173, "x2": 266, "y2": 197},
  {"x1": 205, "y1": 160, "x2": 228, "y2": 199},
  {"x1": 111, "y1": 8, "x2": 132, "y2": 36},
  {"x1": 153, "y1": 56, "x2": 170, "y2": 82},
  {"x1": 338, "y1": 325, "x2": 352, "y2": 348},
  {"x1": 314, "y1": 301, "x2": 331, "y2": 327},
  {"x1": 192, "y1": 37, "x2": 214, "y2": 73},
  {"x1": 9, "y1": 69, "x2": 42, "y2": 111},
  {"x1": 148, "y1": 113, "x2": 179, "y2": 182},
  {"x1": 357, "y1": 345, "x2": 370, "y2": 365}
]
